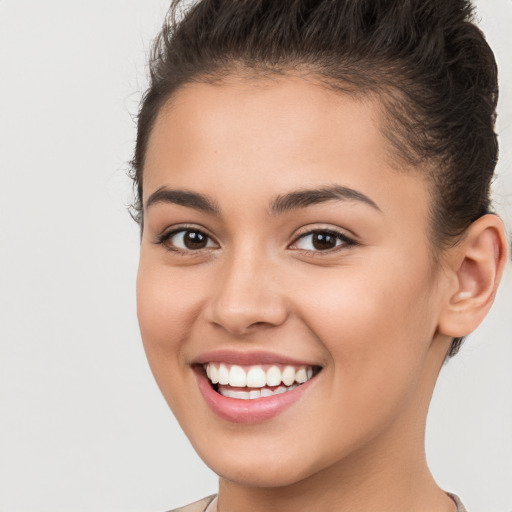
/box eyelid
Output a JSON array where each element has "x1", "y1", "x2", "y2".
[
  {"x1": 153, "y1": 224, "x2": 220, "y2": 253},
  {"x1": 288, "y1": 226, "x2": 358, "y2": 253},
  {"x1": 153, "y1": 224, "x2": 358, "y2": 255},
  {"x1": 292, "y1": 223, "x2": 358, "y2": 240}
]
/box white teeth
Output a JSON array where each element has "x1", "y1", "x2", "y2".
[
  {"x1": 209, "y1": 364, "x2": 219, "y2": 384},
  {"x1": 295, "y1": 368, "x2": 308, "y2": 383},
  {"x1": 204, "y1": 362, "x2": 317, "y2": 391},
  {"x1": 228, "y1": 365, "x2": 247, "y2": 387},
  {"x1": 218, "y1": 388, "x2": 250, "y2": 400},
  {"x1": 266, "y1": 365, "x2": 282, "y2": 387},
  {"x1": 219, "y1": 384, "x2": 297, "y2": 400},
  {"x1": 246, "y1": 366, "x2": 266, "y2": 388},
  {"x1": 282, "y1": 366, "x2": 296, "y2": 386},
  {"x1": 218, "y1": 363, "x2": 229, "y2": 385}
]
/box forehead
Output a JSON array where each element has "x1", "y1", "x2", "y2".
[
  {"x1": 147, "y1": 76, "x2": 386, "y2": 178},
  {"x1": 143, "y1": 76, "x2": 430, "y2": 225}
]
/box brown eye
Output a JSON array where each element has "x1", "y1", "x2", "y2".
[
  {"x1": 182, "y1": 231, "x2": 208, "y2": 249},
  {"x1": 163, "y1": 229, "x2": 218, "y2": 251},
  {"x1": 290, "y1": 230, "x2": 356, "y2": 252},
  {"x1": 311, "y1": 232, "x2": 337, "y2": 250}
]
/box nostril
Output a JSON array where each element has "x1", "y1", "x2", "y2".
[{"x1": 209, "y1": 308, "x2": 288, "y2": 336}]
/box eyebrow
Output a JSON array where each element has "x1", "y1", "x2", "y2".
[
  {"x1": 146, "y1": 186, "x2": 220, "y2": 214},
  {"x1": 145, "y1": 185, "x2": 381, "y2": 216},
  {"x1": 268, "y1": 185, "x2": 381, "y2": 215}
]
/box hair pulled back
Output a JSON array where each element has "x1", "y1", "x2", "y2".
[{"x1": 131, "y1": 0, "x2": 499, "y2": 357}]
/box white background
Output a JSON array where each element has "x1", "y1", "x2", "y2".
[{"x1": 0, "y1": 1, "x2": 511, "y2": 511}]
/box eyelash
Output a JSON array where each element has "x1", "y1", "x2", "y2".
[
  {"x1": 290, "y1": 229, "x2": 358, "y2": 255},
  {"x1": 154, "y1": 225, "x2": 216, "y2": 257},
  {"x1": 154, "y1": 226, "x2": 358, "y2": 256}
]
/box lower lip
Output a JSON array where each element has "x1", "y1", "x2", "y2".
[{"x1": 195, "y1": 369, "x2": 316, "y2": 424}]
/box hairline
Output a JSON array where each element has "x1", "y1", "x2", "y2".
[{"x1": 138, "y1": 66, "x2": 446, "y2": 252}]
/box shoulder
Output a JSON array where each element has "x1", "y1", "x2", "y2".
[
  {"x1": 447, "y1": 493, "x2": 469, "y2": 512},
  {"x1": 166, "y1": 495, "x2": 217, "y2": 512}
]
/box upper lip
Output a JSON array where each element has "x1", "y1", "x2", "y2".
[{"x1": 191, "y1": 349, "x2": 321, "y2": 367}]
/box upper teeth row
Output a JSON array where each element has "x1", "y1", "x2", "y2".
[{"x1": 205, "y1": 363, "x2": 314, "y2": 388}]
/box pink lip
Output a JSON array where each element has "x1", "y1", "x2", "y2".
[
  {"x1": 194, "y1": 366, "x2": 317, "y2": 424},
  {"x1": 192, "y1": 349, "x2": 317, "y2": 367}
]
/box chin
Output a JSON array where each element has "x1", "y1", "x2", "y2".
[
  {"x1": 194, "y1": 439, "x2": 329, "y2": 489},
  {"x1": 216, "y1": 461, "x2": 314, "y2": 489}
]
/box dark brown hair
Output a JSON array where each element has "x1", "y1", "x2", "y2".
[{"x1": 131, "y1": 0, "x2": 499, "y2": 357}]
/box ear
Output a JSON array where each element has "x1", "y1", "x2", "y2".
[{"x1": 438, "y1": 214, "x2": 509, "y2": 338}]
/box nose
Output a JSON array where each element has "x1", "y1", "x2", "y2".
[{"x1": 205, "y1": 248, "x2": 288, "y2": 336}]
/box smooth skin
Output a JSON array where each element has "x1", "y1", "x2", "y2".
[{"x1": 136, "y1": 76, "x2": 508, "y2": 512}]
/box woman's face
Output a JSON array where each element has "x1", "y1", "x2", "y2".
[{"x1": 137, "y1": 76, "x2": 452, "y2": 487}]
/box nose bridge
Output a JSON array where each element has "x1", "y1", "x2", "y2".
[{"x1": 208, "y1": 241, "x2": 288, "y2": 334}]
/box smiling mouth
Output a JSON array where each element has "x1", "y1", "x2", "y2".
[{"x1": 202, "y1": 362, "x2": 322, "y2": 400}]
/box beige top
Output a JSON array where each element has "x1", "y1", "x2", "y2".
[{"x1": 168, "y1": 492, "x2": 468, "y2": 512}]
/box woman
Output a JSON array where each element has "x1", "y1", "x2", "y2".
[{"x1": 131, "y1": 1, "x2": 509, "y2": 510}]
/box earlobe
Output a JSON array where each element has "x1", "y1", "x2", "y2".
[{"x1": 438, "y1": 214, "x2": 509, "y2": 338}]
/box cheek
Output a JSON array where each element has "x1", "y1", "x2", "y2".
[
  {"x1": 297, "y1": 262, "x2": 433, "y2": 340},
  {"x1": 290, "y1": 254, "x2": 437, "y2": 398},
  {"x1": 136, "y1": 261, "x2": 200, "y2": 381}
]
